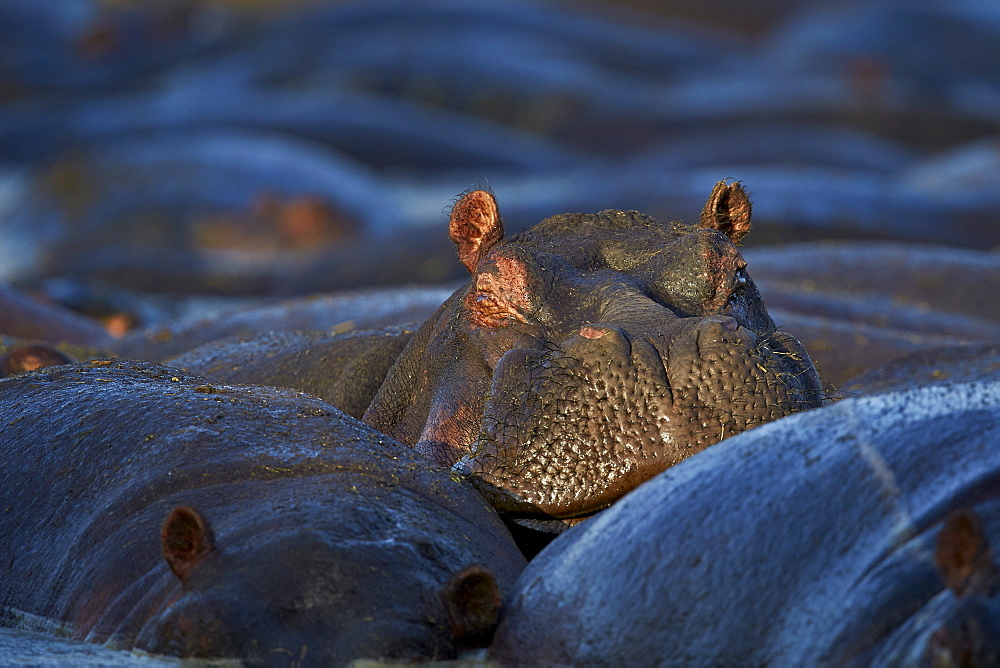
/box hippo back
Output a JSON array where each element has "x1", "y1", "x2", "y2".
[
  {"x1": 490, "y1": 380, "x2": 1000, "y2": 665},
  {"x1": 0, "y1": 360, "x2": 525, "y2": 662}
]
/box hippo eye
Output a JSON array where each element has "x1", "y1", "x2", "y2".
[{"x1": 726, "y1": 269, "x2": 748, "y2": 305}]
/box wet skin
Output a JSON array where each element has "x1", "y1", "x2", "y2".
[
  {"x1": 490, "y1": 380, "x2": 1000, "y2": 665},
  {"x1": 364, "y1": 182, "x2": 826, "y2": 519},
  {"x1": 0, "y1": 361, "x2": 525, "y2": 664}
]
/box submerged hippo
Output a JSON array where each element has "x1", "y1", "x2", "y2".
[
  {"x1": 490, "y1": 380, "x2": 1000, "y2": 664},
  {"x1": 0, "y1": 361, "x2": 526, "y2": 664},
  {"x1": 169, "y1": 326, "x2": 417, "y2": 420},
  {"x1": 745, "y1": 242, "x2": 1000, "y2": 386},
  {"x1": 166, "y1": 182, "x2": 825, "y2": 524},
  {"x1": 361, "y1": 182, "x2": 826, "y2": 519},
  {"x1": 0, "y1": 343, "x2": 71, "y2": 378}
]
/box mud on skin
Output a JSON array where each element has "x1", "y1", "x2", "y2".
[{"x1": 364, "y1": 180, "x2": 827, "y2": 520}]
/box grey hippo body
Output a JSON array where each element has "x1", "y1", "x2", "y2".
[
  {"x1": 490, "y1": 380, "x2": 1000, "y2": 665},
  {"x1": 176, "y1": 183, "x2": 826, "y2": 523},
  {"x1": 0, "y1": 360, "x2": 525, "y2": 664}
]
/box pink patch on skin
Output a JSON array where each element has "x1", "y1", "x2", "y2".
[
  {"x1": 416, "y1": 400, "x2": 481, "y2": 466},
  {"x1": 493, "y1": 255, "x2": 531, "y2": 313},
  {"x1": 579, "y1": 326, "x2": 606, "y2": 339},
  {"x1": 467, "y1": 254, "x2": 532, "y2": 328}
]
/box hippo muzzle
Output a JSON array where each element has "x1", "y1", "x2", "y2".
[{"x1": 458, "y1": 309, "x2": 822, "y2": 518}]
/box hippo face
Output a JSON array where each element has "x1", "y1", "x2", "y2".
[
  {"x1": 136, "y1": 506, "x2": 502, "y2": 663},
  {"x1": 365, "y1": 182, "x2": 826, "y2": 519}
]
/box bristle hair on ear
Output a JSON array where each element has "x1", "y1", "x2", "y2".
[
  {"x1": 448, "y1": 187, "x2": 505, "y2": 273},
  {"x1": 444, "y1": 181, "x2": 494, "y2": 217},
  {"x1": 700, "y1": 177, "x2": 753, "y2": 244}
]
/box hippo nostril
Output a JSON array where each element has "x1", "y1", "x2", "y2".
[
  {"x1": 697, "y1": 316, "x2": 754, "y2": 352},
  {"x1": 700, "y1": 316, "x2": 739, "y2": 336},
  {"x1": 716, "y1": 316, "x2": 739, "y2": 332},
  {"x1": 567, "y1": 324, "x2": 632, "y2": 359}
]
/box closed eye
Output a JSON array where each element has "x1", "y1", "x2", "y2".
[{"x1": 726, "y1": 269, "x2": 748, "y2": 305}]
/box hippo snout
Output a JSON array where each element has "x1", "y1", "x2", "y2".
[{"x1": 453, "y1": 311, "x2": 822, "y2": 518}]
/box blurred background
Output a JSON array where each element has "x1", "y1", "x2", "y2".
[{"x1": 1, "y1": 0, "x2": 998, "y2": 331}]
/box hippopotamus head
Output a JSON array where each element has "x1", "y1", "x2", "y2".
[
  {"x1": 136, "y1": 505, "x2": 505, "y2": 662},
  {"x1": 364, "y1": 181, "x2": 826, "y2": 519}
]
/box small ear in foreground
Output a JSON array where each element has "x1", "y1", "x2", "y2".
[
  {"x1": 700, "y1": 179, "x2": 752, "y2": 244},
  {"x1": 449, "y1": 189, "x2": 505, "y2": 273},
  {"x1": 161, "y1": 506, "x2": 215, "y2": 584},
  {"x1": 441, "y1": 565, "x2": 502, "y2": 649},
  {"x1": 935, "y1": 510, "x2": 996, "y2": 597}
]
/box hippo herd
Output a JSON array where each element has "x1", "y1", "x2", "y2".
[{"x1": 2, "y1": 184, "x2": 1000, "y2": 665}]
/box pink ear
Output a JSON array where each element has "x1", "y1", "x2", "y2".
[
  {"x1": 449, "y1": 190, "x2": 505, "y2": 273},
  {"x1": 161, "y1": 506, "x2": 215, "y2": 584},
  {"x1": 700, "y1": 179, "x2": 752, "y2": 244}
]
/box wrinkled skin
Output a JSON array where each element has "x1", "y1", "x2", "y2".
[
  {"x1": 365, "y1": 182, "x2": 825, "y2": 519},
  {"x1": 0, "y1": 361, "x2": 525, "y2": 664},
  {"x1": 490, "y1": 381, "x2": 1000, "y2": 665}
]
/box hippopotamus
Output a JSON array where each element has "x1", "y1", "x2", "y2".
[
  {"x1": 167, "y1": 183, "x2": 826, "y2": 524},
  {"x1": 490, "y1": 379, "x2": 1000, "y2": 665},
  {"x1": 0, "y1": 343, "x2": 71, "y2": 378},
  {"x1": 113, "y1": 285, "x2": 453, "y2": 362},
  {"x1": 168, "y1": 327, "x2": 416, "y2": 419},
  {"x1": 358, "y1": 182, "x2": 826, "y2": 519},
  {"x1": 0, "y1": 360, "x2": 525, "y2": 663},
  {"x1": 0, "y1": 283, "x2": 112, "y2": 347},
  {"x1": 745, "y1": 242, "x2": 1000, "y2": 386}
]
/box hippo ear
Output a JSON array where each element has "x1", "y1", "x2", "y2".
[
  {"x1": 449, "y1": 189, "x2": 504, "y2": 273},
  {"x1": 161, "y1": 506, "x2": 215, "y2": 584},
  {"x1": 441, "y1": 566, "x2": 502, "y2": 649},
  {"x1": 700, "y1": 179, "x2": 752, "y2": 244},
  {"x1": 935, "y1": 510, "x2": 996, "y2": 597}
]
